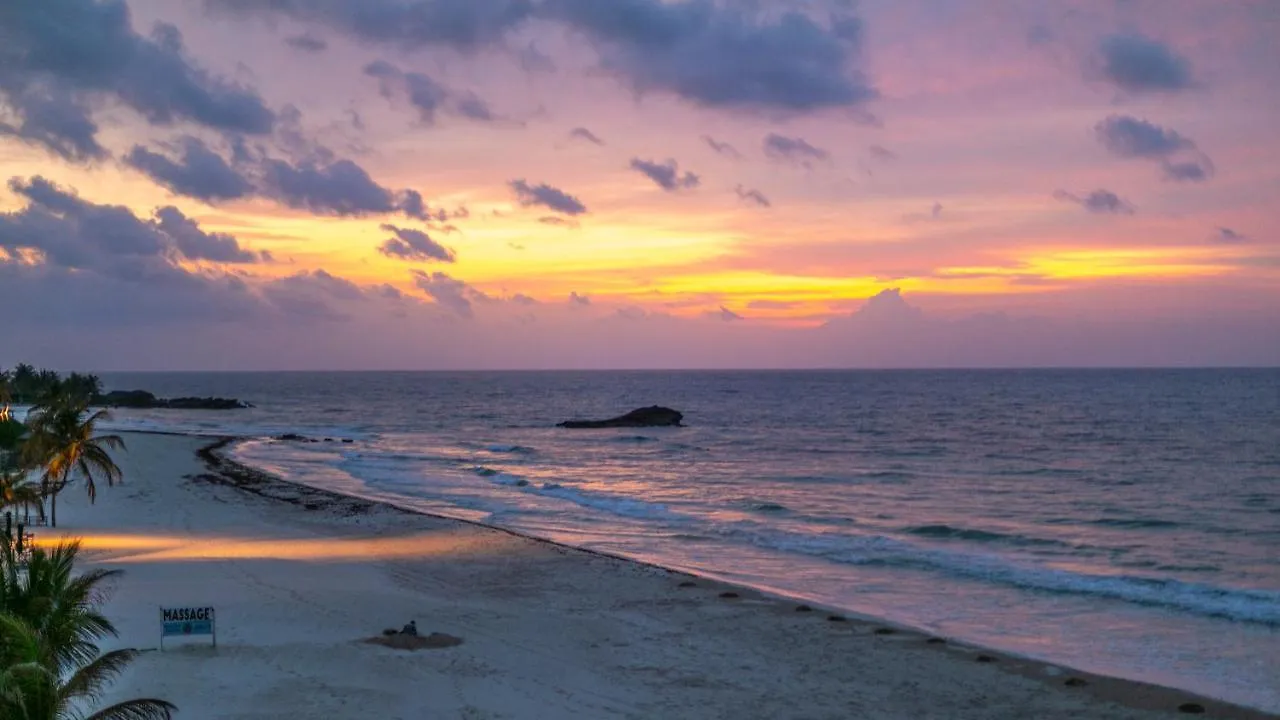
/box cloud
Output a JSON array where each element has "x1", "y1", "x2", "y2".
[
  {"x1": 363, "y1": 60, "x2": 495, "y2": 124},
  {"x1": 569, "y1": 291, "x2": 591, "y2": 306},
  {"x1": 868, "y1": 145, "x2": 897, "y2": 162},
  {"x1": 629, "y1": 158, "x2": 700, "y2": 191},
  {"x1": 763, "y1": 133, "x2": 829, "y2": 166},
  {"x1": 411, "y1": 270, "x2": 490, "y2": 318},
  {"x1": 1213, "y1": 227, "x2": 1247, "y2": 243},
  {"x1": 518, "y1": 43, "x2": 557, "y2": 73},
  {"x1": 125, "y1": 137, "x2": 254, "y2": 203},
  {"x1": 735, "y1": 185, "x2": 771, "y2": 208},
  {"x1": 543, "y1": 0, "x2": 876, "y2": 114},
  {"x1": 0, "y1": 0, "x2": 274, "y2": 162},
  {"x1": 904, "y1": 201, "x2": 943, "y2": 222},
  {"x1": 568, "y1": 127, "x2": 605, "y2": 145},
  {"x1": 260, "y1": 158, "x2": 429, "y2": 218},
  {"x1": 538, "y1": 216, "x2": 580, "y2": 228},
  {"x1": 1094, "y1": 115, "x2": 1214, "y2": 183},
  {"x1": 703, "y1": 136, "x2": 741, "y2": 158},
  {"x1": 285, "y1": 33, "x2": 328, "y2": 53},
  {"x1": 510, "y1": 293, "x2": 538, "y2": 305},
  {"x1": 206, "y1": 0, "x2": 536, "y2": 52},
  {"x1": 378, "y1": 224, "x2": 456, "y2": 263},
  {"x1": 1095, "y1": 33, "x2": 1194, "y2": 94},
  {"x1": 747, "y1": 299, "x2": 797, "y2": 310},
  {"x1": 716, "y1": 306, "x2": 742, "y2": 322},
  {"x1": 1095, "y1": 115, "x2": 1191, "y2": 158},
  {"x1": 1, "y1": 176, "x2": 264, "y2": 274},
  {"x1": 1053, "y1": 189, "x2": 1134, "y2": 215},
  {"x1": 509, "y1": 179, "x2": 588, "y2": 215}
]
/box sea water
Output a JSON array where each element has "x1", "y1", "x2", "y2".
[{"x1": 92, "y1": 369, "x2": 1280, "y2": 711}]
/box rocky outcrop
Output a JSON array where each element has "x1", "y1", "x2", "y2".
[
  {"x1": 95, "y1": 390, "x2": 250, "y2": 410},
  {"x1": 557, "y1": 406, "x2": 683, "y2": 429}
]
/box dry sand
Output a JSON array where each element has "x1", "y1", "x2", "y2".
[{"x1": 37, "y1": 432, "x2": 1273, "y2": 720}]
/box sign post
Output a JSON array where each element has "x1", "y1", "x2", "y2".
[{"x1": 159, "y1": 606, "x2": 216, "y2": 650}]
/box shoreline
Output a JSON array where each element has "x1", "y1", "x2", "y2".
[{"x1": 184, "y1": 431, "x2": 1271, "y2": 718}]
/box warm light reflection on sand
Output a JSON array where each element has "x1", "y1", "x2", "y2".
[{"x1": 40, "y1": 531, "x2": 501, "y2": 563}]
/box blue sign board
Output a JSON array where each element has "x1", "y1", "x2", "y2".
[{"x1": 160, "y1": 606, "x2": 216, "y2": 648}]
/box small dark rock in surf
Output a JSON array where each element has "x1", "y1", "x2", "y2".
[
  {"x1": 277, "y1": 433, "x2": 307, "y2": 442},
  {"x1": 976, "y1": 655, "x2": 997, "y2": 663},
  {"x1": 874, "y1": 628, "x2": 896, "y2": 635},
  {"x1": 1177, "y1": 703, "x2": 1205, "y2": 714},
  {"x1": 926, "y1": 637, "x2": 946, "y2": 645},
  {"x1": 557, "y1": 406, "x2": 684, "y2": 429},
  {"x1": 827, "y1": 615, "x2": 847, "y2": 622},
  {"x1": 678, "y1": 581, "x2": 696, "y2": 588},
  {"x1": 1064, "y1": 677, "x2": 1088, "y2": 687},
  {"x1": 795, "y1": 605, "x2": 813, "y2": 613},
  {"x1": 719, "y1": 591, "x2": 740, "y2": 599}
]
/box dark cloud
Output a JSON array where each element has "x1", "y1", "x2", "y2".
[
  {"x1": 363, "y1": 60, "x2": 496, "y2": 124},
  {"x1": 716, "y1": 306, "x2": 742, "y2": 322},
  {"x1": 703, "y1": 136, "x2": 741, "y2": 158},
  {"x1": 543, "y1": 0, "x2": 876, "y2": 114},
  {"x1": 1, "y1": 176, "x2": 264, "y2": 275},
  {"x1": 569, "y1": 291, "x2": 591, "y2": 306},
  {"x1": 1094, "y1": 115, "x2": 1191, "y2": 158},
  {"x1": 509, "y1": 179, "x2": 588, "y2": 215},
  {"x1": 1213, "y1": 227, "x2": 1247, "y2": 243},
  {"x1": 735, "y1": 185, "x2": 771, "y2": 208},
  {"x1": 868, "y1": 145, "x2": 896, "y2": 162},
  {"x1": 1162, "y1": 158, "x2": 1214, "y2": 183},
  {"x1": 378, "y1": 224, "x2": 456, "y2": 263},
  {"x1": 538, "y1": 216, "x2": 580, "y2": 228},
  {"x1": 260, "y1": 158, "x2": 429, "y2": 218},
  {"x1": 629, "y1": 158, "x2": 700, "y2": 192},
  {"x1": 569, "y1": 127, "x2": 605, "y2": 146},
  {"x1": 125, "y1": 136, "x2": 254, "y2": 203},
  {"x1": 0, "y1": 0, "x2": 275, "y2": 162},
  {"x1": 411, "y1": 270, "x2": 490, "y2": 318},
  {"x1": 1053, "y1": 188, "x2": 1134, "y2": 215},
  {"x1": 1094, "y1": 115, "x2": 1214, "y2": 183},
  {"x1": 1095, "y1": 33, "x2": 1193, "y2": 94},
  {"x1": 285, "y1": 33, "x2": 328, "y2": 53},
  {"x1": 764, "y1": 133, "x2": 829, "y2": 166},
  {"x1": 206, "y1": 0, "x2": 536, "y2": 52},
  {"x1": 153, "y1": 206, "x2": 266, "y2": 263}
]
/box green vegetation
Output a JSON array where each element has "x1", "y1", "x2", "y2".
[
  {"x1": 0, "y1": 538, "x2": 175, "y2": 719},
  {"x1": 1, "y1": 366, "x2": 126, "y2": 528}
]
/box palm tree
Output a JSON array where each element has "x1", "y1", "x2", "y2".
[
  {"x1": 10, "y1": 365, "x2": 36, "y2": 404},
  {"x1": 23, "y1": 403, "x2": 124, "y2": 528},
  {"x1": 0, "y1": 470, "x2": 43, "y2": 521},
  {"x1": 0, "y1": 542, "x2": 175, "y2": 720}
]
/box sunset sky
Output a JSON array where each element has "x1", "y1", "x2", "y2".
[{"x1": 2, "y1": 0, "x2": 1278, "y2": 369}]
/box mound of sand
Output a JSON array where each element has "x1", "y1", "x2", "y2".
[{"x1": 363, "y1": 632, "x2": 464, "y2": 651}]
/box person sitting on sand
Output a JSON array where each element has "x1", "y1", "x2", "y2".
[{"x1": 401, "y1": 620, "x2": 418, "y2": 637}]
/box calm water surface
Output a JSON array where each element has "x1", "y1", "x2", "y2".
[{"x1": 91, "y1": 369, "x2": 1280, "y2": 711}]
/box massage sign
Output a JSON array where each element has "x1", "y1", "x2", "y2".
[{"x1": 160, "y1": 606, "x2": 217, "y2": 649}]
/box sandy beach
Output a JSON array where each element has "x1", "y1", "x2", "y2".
[{"x1": 38, "y1": 431, "x2": 1272, "y2": 720}]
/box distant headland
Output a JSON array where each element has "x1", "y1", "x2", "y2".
[{"x1": 0, "y1": 364, "x2": 250, "y2": 411}]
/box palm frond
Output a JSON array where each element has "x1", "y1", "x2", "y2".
[
  {"x1": 83, "y1": 698, "x2": 177, "y2": 720},
  {"x1": 59, "y1": 648, "x2": 140, "y2": 705}
]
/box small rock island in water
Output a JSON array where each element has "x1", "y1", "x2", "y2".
[
  {"x1": 95, "y1": 390, "x2": 251, "y2": 410},
  {"x1": 557, "y1": 406, "x2": 683, "y2": 429}
]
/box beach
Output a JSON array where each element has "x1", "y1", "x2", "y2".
[{"x1": 33, "y1": 431, "x2": 1268, "y2": 719}]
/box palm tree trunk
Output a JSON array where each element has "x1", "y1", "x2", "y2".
[{"x1": 51, "y1": 490, "x2": 57, "y2": 527}]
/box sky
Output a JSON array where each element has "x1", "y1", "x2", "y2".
[{"x1": 1, "y1": 0, "x2": 1278, "y2": 370}]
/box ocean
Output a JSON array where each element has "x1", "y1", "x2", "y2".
[{"x1": 89, "y1": 369, "x2": 1279, "y2": 711}]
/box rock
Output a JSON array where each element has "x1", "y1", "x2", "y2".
[
  {"x1": 925, "y1": 637, "x2": 946, "y2": 645},
  {"x1": 677, "y1": 581, "x2": 697, "y2": 588},
  {"x1": 401, "y1": 621, "x2": 418, "y2": 637},
  {"x1": 795, "y1": 604, "x2": 813, "y2": 613},
  {"x1": 95, "y1": 390, "x2": 249, "y2": 410},
  {"x1": 557, "y1": 406, "x2": 683, "y2": 429},
  {"x1": 277, "y1": 434, "x2": 308, "y2": 442},
  {"x1": 1177, "y1": 703, "x2": 1205, "y2": 714},
  {"x1": 719, "y1": 591, "x2": 739, "y2": 599},
  {"x1": 341, "y1": 439, "x2": 354, "y2": 443},
  {"x1": 874, "y1": 628, "x2": 896, "y2": 635},
  {"x1": 1064, "y1": 678, "x2": 1088, "y2": 687},
  {"x1": 827, "y1": 615, "x2": 847, "y2": 622},
  {"x1": 382, "y1": 628, "x2": 398, "y2": 636},
  {"x1": 975, "y1": 655, "x2": 997, "y2": 663}
]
